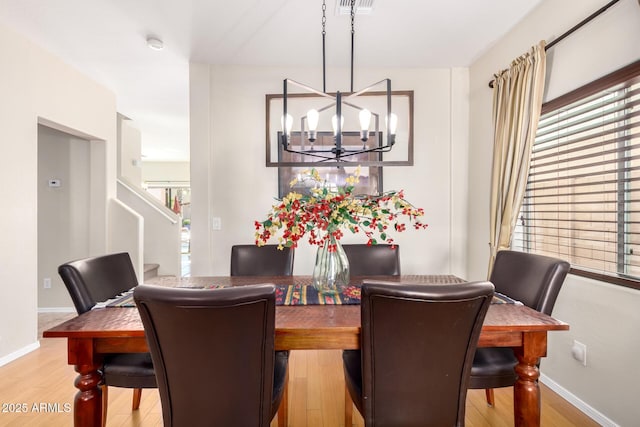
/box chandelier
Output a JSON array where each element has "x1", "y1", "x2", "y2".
[{"x1": 269, "y1": 0, "x2": 412, "y2": 167}]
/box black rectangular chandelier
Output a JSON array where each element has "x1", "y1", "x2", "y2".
[{"x1": 265, "y1": 0, "x2": 413, "y2": 168}]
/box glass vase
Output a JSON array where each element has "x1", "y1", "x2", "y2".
[{"x1": 312, "y1": 237, "x2": 350, "y2": 295}]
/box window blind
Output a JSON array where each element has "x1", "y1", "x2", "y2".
[{"x1": 513, "y1": 62, "x2": 640, "y2": 283}]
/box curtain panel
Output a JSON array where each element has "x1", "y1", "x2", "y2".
[{"x1": 488, "y1": 41, "x2": 546, "y2": 276}]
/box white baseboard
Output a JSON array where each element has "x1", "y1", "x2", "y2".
[
  {"x1": 0, "y1": 341, "x2": 40, "y2": 368},
  {"x1": 38, "y1": 307, "x2": 75, "y2": 313},
  {"x1": 540, "y1": 373, "x2": 618, "y2": 427}
]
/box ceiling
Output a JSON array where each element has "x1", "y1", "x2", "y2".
[{"x1": 0, "y1": 0, "x2": 543, "y2": 162}]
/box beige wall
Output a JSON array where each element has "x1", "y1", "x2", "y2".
[
  {"x1": 189, "y1": 64, "x2": 470, "y2": 277},
  {"x1": 467, "y1": 0, "x2": 640, "y2": 424},
  {"x1": 118, "y1": 116, "x2": 143, "y2": 186},
  {"x1": 0, "y1": 22, "x2": 116, "y2": 362},
  {"x1": 142, "y1": 161, "x2": 190, "y2": 183},
  {"x1": 37, "y1": 125, "x2": 91, "y2": 309}
]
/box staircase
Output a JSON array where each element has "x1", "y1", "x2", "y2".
[{"x1": 143, "y1": 263, "x2": 160, "y2": 281}]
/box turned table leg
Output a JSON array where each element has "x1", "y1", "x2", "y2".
[
  {"x1": 73, "y1": 363, "x2": 103, "y2": 427},
  {"x1": 69, "y1": 338, "x2": 103, "y2": 427},
  {"x1": 513, "y1": 331, "x2": 546, "y2": 427}
]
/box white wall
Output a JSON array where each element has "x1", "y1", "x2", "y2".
[
  {"x1": 190, "y1": 64, "x2": 469, "y2": 277},
  {"x1": 108, "y1": 198, "x2": 144, "y2": 281},
  {"x1": 468, "y1": 0, "x2": 640, "y2": 425},
  {"x1": 142, "y1": 161, "x2": 190, "y2": 183},
  {"x1": 37, "y1": 125, "x2": 91, "y2": 309},
  {"x1": 118, "y1": 115, "x2": 143, "y2": 186},
  {"x1": 116, "y1": 181, "x2": 182, "y2": 277},
  {"x1": 0, "y1": 22, "x2": 116, "y2": 362}
]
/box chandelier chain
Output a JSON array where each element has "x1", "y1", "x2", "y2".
[
  {"x1": 321, "y1": 0, "x2": 327, "y2": 92},
  {"x1": 350, "y1": 0, "x2": 355, "y2": 34},
  {"x1": 350, "y1": 0, "x2": 355, "y2": 92},
  {"x1": 322, "y1": 0, "x2": 326, "y2": 35}
]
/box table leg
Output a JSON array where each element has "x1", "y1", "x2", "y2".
[
  {"x1": 73, "y1": 363, "x2": 103, "y2": 426},
  {"x1": 513, "y1": 331, "x2": 546, "y2": 427},
  {"x1": 69, "y1": 338, "x2": 103, "y2": 427}
]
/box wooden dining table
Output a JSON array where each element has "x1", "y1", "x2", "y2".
[{"x1": 43, "y1": 275, "x2": 569, "y2": 427}]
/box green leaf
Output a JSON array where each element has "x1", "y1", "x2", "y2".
[{"x1": 381, "y1": 232, "x2": 387, "y2": 241}]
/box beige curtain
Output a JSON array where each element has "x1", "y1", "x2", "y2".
[{"x1": 488, "y1": 41, "x2": 547, "y2": 276}]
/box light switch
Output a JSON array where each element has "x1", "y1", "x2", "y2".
[{"x1": 212, "y1": 217, "x2": 222, "y2": 230}]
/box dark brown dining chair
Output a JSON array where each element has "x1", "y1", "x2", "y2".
[
  {"x1": 230, "y1": 243, "x2": 292, "y2": 425},
  {"x1": 134, "y1": 284, "x2": 289, "y2": 427},
  {"x1": 342, "y1": 244, "x2": 401, "y2": 276},
  {"x1": 58, "y1": 252, "x2": 156, "y2": 427},
  {"x1": 343, "y1": 281, "x2": 494, "y2": 426},
  {"x1": 470, "y1": 250, "x2": 570, "y2": 406},
  {"x1": 230, "y1": 244, "x2": 295, "y2": 276}
]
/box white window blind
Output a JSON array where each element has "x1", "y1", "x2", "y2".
[{"x1": 513, "y1": 61, "x2": 640, "y2": 284}]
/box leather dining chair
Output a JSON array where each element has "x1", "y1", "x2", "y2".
[
  {"x1": 134, "y1": 284, "x2": 289, "y2": 427},
  {"x1": 58, "y1": 252, "x2": 156, "y2": 427},
  {"x1": 230, "y1": 243, "x2": 292, "y2": 425},
  {"x1": 342, "y1": 244, "x2": 401, "y2": 276},
  {"x1": 470, "y1": 250, "x2": 570, "y2": 406},
  {"x1": 343, "y1": 281, "x2": 494, "y2": 426},
  {"x1": 230, "y1": 244, "x2": 294, "y2": 276}
]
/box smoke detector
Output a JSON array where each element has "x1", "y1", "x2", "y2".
[
  {"x1": 336, "y1": 0, "x2": 375, "y2": 15},
  {"x1": 146, "y1": 37, "x2": 164, "y2": 51}
]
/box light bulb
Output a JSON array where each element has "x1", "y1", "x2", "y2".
[
  {"x1": 307, "y1": 109, "x2": 319, "y2": 142},
  {"x1": 307, "y1": 109, "x2": 319, "y2": 131},
  {"x1": 281, "y1": 114, "x2": 293, "y2": 134},
  {"x1": 359, "y1": 109, "x2": 371, "y2": 141},
  {"x1": 359, "y1": 109, "x2": 371, "y2": 131},
  {"x1": 386, "y1": 113, "x2": 398, "y2": 146},
  {"x1": 387, "y1": 113, "x2": 398, "y2": 135},
  {"x1": 331, "y1": 115, "x2": 344, "y2": 136}
]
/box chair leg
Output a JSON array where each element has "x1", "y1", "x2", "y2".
[
  {"x1": 485, "y1": 388, "x2": 495, "y2": 407},
  {"x1": 101, "y1": 385, "x2": 108, "y2": 427},
  {"x1": 132, "y1": 388, "x2": 143, "y2": 410},
  {"x1": 278, "y1": 370, "x2": 289, "y2": 427},
  {"x1": 344, "y1": 385, "x2": 353, "y2": 427}
]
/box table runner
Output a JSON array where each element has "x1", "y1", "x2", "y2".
[{"x1": 104, "y1": 284, "x2": 519, "y2": 307}]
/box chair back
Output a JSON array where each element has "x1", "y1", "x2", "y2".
[
  {"x1": 58, "y1": 252, "x2": 138, "y2": 314},
  {"x1": 490, "y1": 250, "x2": 570, "y2": 314},
  {"x1": 230, "y1": 244, "x2": 294, "y2": 276},
  {"x1": 360, "y1": 281, "x2": 494, "y2": 426},
  {"x1": 134, "y1": 284, "x2": 278, "y2": 427},
  {"x1": 342, "y1": 244, "x2": 400, "y2": 276}
]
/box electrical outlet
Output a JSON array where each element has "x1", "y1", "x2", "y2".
[
  {"x1": 571, "y1": 340, "x2": 587, "y2": 366},
  {"x1": 43, "y1": 278, "x2": 51, "y2": 289}
]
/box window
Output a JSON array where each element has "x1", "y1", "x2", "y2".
[{"x1": 513, "y1": 60, "x2": 640, "y2": 289}]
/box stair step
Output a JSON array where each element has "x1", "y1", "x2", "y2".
[{"x1": 143, "y1": 263, "x2": 160, "y2": 281}]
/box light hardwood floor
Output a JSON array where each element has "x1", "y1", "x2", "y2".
[{"x1": 0, "y1": 315, "x2": 599, "y2": 427}]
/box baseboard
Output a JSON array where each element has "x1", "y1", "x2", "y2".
[
  {"x1": 0, "y1": 341, "x2": 40, "y2": 368},
  {"x1": 38, "y1": 307, "x2": 75, "y2": 313},
  {"x1": 540, "y1": 373, "x2": 619, "y2": 427}
]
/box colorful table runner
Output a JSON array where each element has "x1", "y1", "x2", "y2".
[
  {"x1": 275, "y1": 284, "x2": 361, "y2": 305},
  {"x1": 104, "y1": 284, "x2": 520, "y2": 307}
]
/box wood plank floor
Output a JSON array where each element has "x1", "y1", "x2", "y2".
[{"x1": 0, "y1": 315, "x2": 599, "y2": 426}]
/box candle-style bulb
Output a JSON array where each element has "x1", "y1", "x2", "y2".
[
  {"x1": 359, "y1": 109, "x2": 371, "y2": 141},
  {"x1": 307, "y1": 109, "x2": 319, "y2": 142}
]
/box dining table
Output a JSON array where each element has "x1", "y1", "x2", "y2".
[{"x1": 43, "y1": 274, "x2": 569, "y2": 427}]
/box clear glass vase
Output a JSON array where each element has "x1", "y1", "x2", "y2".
[{"x1": 312, "y1": 237, "x2": 350, "y2": 294}]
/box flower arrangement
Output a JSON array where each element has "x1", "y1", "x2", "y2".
[{"x1": 255, "y1": 167, "x2": 428, "y2": 251}]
